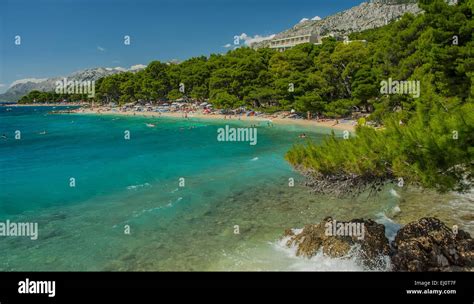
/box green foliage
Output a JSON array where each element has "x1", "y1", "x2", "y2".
[
  {"x1": 18, "y1": 90, "x2": 88, "y2": 104},
  {"x1": 287, "y1": 0, "x2": 474, "y2": 193},
  {"x1": 287, "y1": 101, "x2": 473, "y2": 193},
  {"x1": 210, "y1": 90, "x2": 242, "y2": 109}
]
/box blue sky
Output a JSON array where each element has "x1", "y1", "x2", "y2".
[{"x1": 0, "y1": 0, "x2": 363, "y2": 93}]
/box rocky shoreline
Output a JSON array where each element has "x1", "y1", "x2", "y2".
[
  {"x1": 283, "y1": 217, "x2": 473, "y2": 271},
  {"x1": 297, "y1": 167, "x2": 393, "y2": 197}
]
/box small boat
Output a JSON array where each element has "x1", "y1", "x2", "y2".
[
  {"x1": 146, "y1": 123, "x2": 156, "y2": 128},
  {"x1": 39, "y1": 131, "x2": 47, "y2": 135}
]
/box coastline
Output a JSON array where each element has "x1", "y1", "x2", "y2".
[
  {"x1": 70, "y1": 108, "x2": 357, "y2": 132},
  {"x1": 1, "y1": 106, "x2": 471, "y2": 271}
]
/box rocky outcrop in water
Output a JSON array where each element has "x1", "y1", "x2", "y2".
[
  {"x1": 284, "y1": 217, "x2": 390, "y2": 269},
  {"x1": 283, "y1": 217, "x2": 474, "y2": 271},
  {"x1": 391, "y1": 217, "x2": 474, "y2": 271}
]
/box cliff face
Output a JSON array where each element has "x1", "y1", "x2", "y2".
[{"x1": 252, "y1": 1, "x2": 422, "y2": 48}]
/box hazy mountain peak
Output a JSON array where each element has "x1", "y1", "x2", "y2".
[{"x1": 0, "y1": 65, "x2": 146, "y2": 102}]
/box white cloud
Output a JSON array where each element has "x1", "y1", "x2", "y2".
[
  {"x1": 223, "y1": 43, "x2": 232, "y2": 48},
  {"x1": 9, "y1": 78, "x2": 47, "y2": 88},
  {"x1": 0, "y1": 83, "x2": 5, "y2": 88},
  {"x1": 129, "y1": 64, "x2": 147, "y2": 71},
  {"x1": 104, "y1": 64, "x2": 146, "y2": 71},
  {"x1": 236, "y1": 33, "x2": 275, "y2": 46},
  {"x1": 299, "y1": 16, "x2": 321, "y2": 23},
  {"x1": 97, "y1": 46, "x2": 106, "y2": 52},
  {"x1": 105, "y1": 67, "x2": 126, "y2": 71},
  {"x1": 104, "y1": 65, "x2": 145, "y2": 72}
]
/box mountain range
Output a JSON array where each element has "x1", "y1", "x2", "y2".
[{"x1": 0, "y1": 65, "x2": 146, "y2": 102}]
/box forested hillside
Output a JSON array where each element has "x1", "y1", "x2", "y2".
[{"x1": 286, "y1": 0, "x2": 473, "y2": 194}]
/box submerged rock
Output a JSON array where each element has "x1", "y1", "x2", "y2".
[
  {"x1": 283, "y1": 217, "x2": 390, "y2": 269},
  {"x1": 391, "y1": 217, "x2": 474, "y2": 272}
]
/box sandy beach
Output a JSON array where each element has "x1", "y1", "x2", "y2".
[{"x1": 72, "y1": 108, "x2": 356, "y2": 132}]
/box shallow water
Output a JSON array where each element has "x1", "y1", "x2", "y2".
[{"x1": 0, "y1": 106, "x2": 471, "y2": 271}]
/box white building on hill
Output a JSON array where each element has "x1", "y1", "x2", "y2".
[{"x1": 268, "y1": 31, "x2": 322, "y2": 52}]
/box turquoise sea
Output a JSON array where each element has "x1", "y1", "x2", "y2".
[{"x1": 0, "y1": 106, "x2": 472, "y2": 271}]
